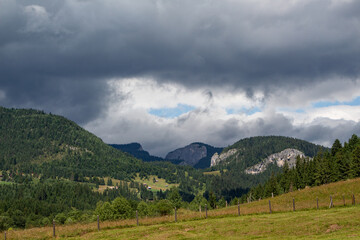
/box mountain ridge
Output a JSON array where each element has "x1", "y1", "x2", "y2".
[
  {"x1": 109, "y1": 143, "x2": 167, "y2": 162},
  {"x1": 165, "y1": 142, "x2": 223, "y2": 168}
]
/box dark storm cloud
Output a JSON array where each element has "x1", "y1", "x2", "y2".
[
  {"x1": 214, "y1": 115, "x2": 360, "y2": 151},
  {"x1": 1, "y1": 0, "x2": 360, "y2": 123}
]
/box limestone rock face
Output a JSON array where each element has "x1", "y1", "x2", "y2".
[
  {"x1": 210, "y1": 149, "x2": 238, "y2": 167},
  {"x1": 245, "y1": 148, "x2": 306, "y2": 175}
]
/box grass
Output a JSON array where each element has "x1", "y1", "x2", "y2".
[
  {"x1": 3, "y1": 178, "x2": 360, "y2": 239},
  {"x1": 6, "y1": 205, "x2": 360, "y2": 239},
  {"x1": 203, "y1": 171, "x2": 221, "y2": 176},
  {"x1": 68, "y1": 206, "x2": 360, "y2": 240},
  {"x1": 133, "y1": 174, "x2": 179, "y2": 192},
  {"x1": 203, "y1": 170, "x2": 227, "y2": 176},
  {"x1": 0, "y1": 181, "x2": 13, "y2": 185}
]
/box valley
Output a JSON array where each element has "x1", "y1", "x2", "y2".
[{"x1": 0, "y1": 106, "x2": 359, "y2": 239}]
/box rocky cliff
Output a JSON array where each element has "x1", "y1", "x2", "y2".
[
  {"x1": 210, "y1": 149, "x2": 238, "y2": 167},
  {"x1": 245, "y1": 148, "x2": 306, "y2": 175}
]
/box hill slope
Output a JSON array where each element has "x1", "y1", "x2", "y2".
[
  {"x1": 0, "y1": 107, "x2": 150, "y2": 180},
  {"x1": 212, "y1": 136, "x2": 328, "y2": 170},
  {"x1": 205, "y1": 136, "x2": 329, "y2": 200}
]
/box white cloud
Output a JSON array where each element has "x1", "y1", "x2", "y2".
[
  {"x1": 84, "y1": 78, "x2": 360, "y2": 156},
  {"x1": 107, "y1": 78, "x2": 263, "y2": 114},
  {"x1": 23, "y1": 5, "x2": 50, "y2": 33},
  {"x1": 268, "y1": 78, "x2": 360, "y2": 110},
  {"x1": 3, "y1": 0, "x2": 360, "y2": 156}
]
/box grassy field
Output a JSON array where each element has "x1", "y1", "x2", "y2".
[
  {"x1": 68, "y1": 206, "x2": 360, "y2": 239},
  {"x1": 203, "y1": 170, "x2": 221, "y2": 176},
  {"x1": 3, "y1": 178, "x2": 360, "y2": 239},
  {"x1": 133, "y1": 174, "x2": 179, "y2": 192},
  {"x1": 203, "y1": 170, "x2": 227, "y2": 176}
]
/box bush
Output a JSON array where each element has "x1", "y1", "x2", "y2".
[
  {"x1": 156, "y1": 199, "x2": 173, "y2": 216},
  {"x1": 189, "y1": 194, "x2": 208, "y2": 211},
  {"x1": 41, "y1": 217, "x2": 51, "y2": 226},
  {"x1": 137, "y1": 201, "x2": 149, "y2": 217},
  {"x1": 11, "y1": 210, "x2": 26, "y2": 228},
  {"x1": 0, "y1": 216, "x2": 13, "y2": 231},
  {"x1": 112, "y1": 197, "x2": 133, "y2": 219},
  {"x1": 65, "y1": 217, "x2": 75, "y2": 224},
  {"x1": 95, "y1": 201, "x2": 114, "y2": 221},
  {"x1": 54, "y1": 213, "x2": 67, "y2": 224}
]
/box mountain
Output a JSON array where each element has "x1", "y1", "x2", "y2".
[
  {"x1": 246, "y1": 134, "x2": 360, "y2": 201},
  {"x1": 165, "y1": 142, "x2": 223, "y2": 168},
  {"x1": 0, "y1": 107, "x2": 145, "y2": 179},
  {"x1": 110, "y1": 143, "x2": 167, "y2": 162},
  {"x1": 211, "y1": 136, "x2": 328, "y2": 171},
  {"x1": 206, "y1": 136, "x2": 329, "y2": 200},
  {"x1": 244, "y1": 148, "x2": 306, "y2": 175}
]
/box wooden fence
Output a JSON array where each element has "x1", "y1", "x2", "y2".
[{"x1": 2, "y1": 194, "x2": 358, "y2": 239}]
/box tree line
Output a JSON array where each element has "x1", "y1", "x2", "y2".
[{"x1": 245, "y1": 134, "x2": 360, "y2": 201}]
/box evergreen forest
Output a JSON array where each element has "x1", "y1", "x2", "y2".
[{"x1": 0, "y1": 106, "x2": 358, "y2": 231}]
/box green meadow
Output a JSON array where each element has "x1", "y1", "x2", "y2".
[{"x1": 4, "y1": 178, "x2": 360, "y2": 239}]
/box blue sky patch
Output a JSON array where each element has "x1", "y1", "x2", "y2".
[
  {"x1": 149, "y1": 104, "x2": 195, "y2": 118},
  {"x1": 313, "y1": 96, "x2": 360, "y2": 108},
  {"x1": 278, "y1": 107, "x2": 305, "y2": 113},
  {"x1": 226, "y1": 107, "x2": 261, "y2": 115}
]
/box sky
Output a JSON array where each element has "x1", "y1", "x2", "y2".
[{"x1": 1, "y1": 0, "x2": 360, "y2": 157}]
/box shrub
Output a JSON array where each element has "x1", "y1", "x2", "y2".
[
  {"x1": 112, "y1": 197, "x2": 133, "y2": 219},
  {"x1": 156, "y1": 199, "x2": 173, "y2": 216}
]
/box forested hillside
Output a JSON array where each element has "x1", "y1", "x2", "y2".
[
  {"x1": 0, "y1": 107, "x2": 208, "y2": 230},
  {"x1": 0, "y1": 106, "x2": 345, "y2": 232},
  {"x1": 0, "y1": 107, "x2": 203, "y2": 184},
  {"x1": 246, "y1": 134, "x2": 360, "y2": 201},
  {"x1": 217, "y1": 136, "x2": 327, "y2": 169},
  {"x1": 0, "y1": 107, "x2": 143, "y2": 180},
  {"x1": 204, "y1": 136, "x2": 328, "y2": 201}
]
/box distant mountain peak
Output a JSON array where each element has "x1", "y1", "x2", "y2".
[
  {"x1": 109, "y1": 143, "x2": 165, "y2": 162},
  {"x1": 165, "y1": 142, "x2": 223, "y2": 168}
]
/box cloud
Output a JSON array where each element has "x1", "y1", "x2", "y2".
[
  {"x1": 83, "y1": 79, "x2": 360, "y2": 156},
  {"x1": 2, "y1": 0, "x2": 360, "y2": 89},
  {"x1": 1, "y1": 0, "x2": 360, "y2": 154}
]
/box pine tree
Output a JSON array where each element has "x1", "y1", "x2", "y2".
[
  {"x1": 351, "y1": 145, "x2": 360, "y2": 177},
  {"x1": 331, "y1": 139, "x2": 342, "y2": 156},
  {"x1": 167, "y1": 188, "x2": 182, "y2": 209}
]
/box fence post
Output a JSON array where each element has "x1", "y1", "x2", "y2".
[
  {"x1": 97, "y1": 215, "x2": 100, "y2": 231},
  {"x1": 353, "y1": 194, "x2": 356, "y2": 205},
  {"x1": 4, "y1": 231, "x2": 6, "y2": 240},
  {"x1": 269, "y1": 200, "x2": 272, "y2": 214},
  {"x1": 175, "y1": 207, "x2": 177, "y2": 222},
  {"x1": 272, "y1": 192, "x2": 274, "y2": 198},
  {"x1": 136, "y1": 210, "x2": 139, "y2": 226},
  {"x1": 343, "y1": 195, "x2": 345, "y2": 206},
  {"x1": 316, "y1": 197, "x2": 319, "y2": 210},
  {"x1": 238, "y1": 201, "x2": 240, "y2": 216},
  {"x1": 53, "y1": 219, "x2": 56, "y2": 237},
  {"x1": 205, "y1": 204, "x2": 208, "y2": 218},
  {"x1": 329, "y1": 195, "x2": 333, "y2": 208},
  {"x1": 293, "y1": 198, "x2": 295, "y2": 211}
]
